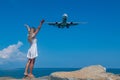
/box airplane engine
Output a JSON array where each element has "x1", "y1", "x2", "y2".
[
  {"x1": 56, "y1": 22, "x2": 58, "y2": 24},
  {"x1": 66, "y1": 26, "x2": 69, "y2": 28},
  {"x1": 70, "y1": 22, "x2": 73, "y2": 24}
]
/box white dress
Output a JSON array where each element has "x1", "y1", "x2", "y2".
[{"x1": 27, "y1": 34, "x2": 38, "y2": 59}]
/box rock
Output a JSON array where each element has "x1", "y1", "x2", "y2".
[
  {"x1": 22, "y1": 77, "x2": 42, "y2": 80},
  {"x1": 22, "y1": 76, "x2": 50, "y2": 80},
  {"x1": 50, "y1": 65, "x2": 120, "y2": 80},
  {"x1": 39, "y1": 76, "x2": 50, "y2": 80},
  {"x1": 0, "y1": 77, "x2": 15, "y2": 80},
  {"x1": 0, "y1": 76, "x2": 50, "y2": 80}
]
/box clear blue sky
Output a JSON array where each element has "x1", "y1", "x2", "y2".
[{"x1": 0, "y1": 0, "x2": 120, "y2": 69}]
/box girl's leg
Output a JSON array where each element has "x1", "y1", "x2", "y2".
[
  {"x1": 24, "y1": 59, "x2": 31, "y2": 75},
  {"x1": 29, "y1": 58, "x2": 35, "y2": 77}
]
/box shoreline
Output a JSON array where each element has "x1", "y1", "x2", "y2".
[{"x1": 0, "y1": 65, "x2": 120, "y2": 80}]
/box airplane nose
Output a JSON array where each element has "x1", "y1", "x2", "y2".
[{"x1": 63, "y1": 13, "x2": 68, "y2": 17}]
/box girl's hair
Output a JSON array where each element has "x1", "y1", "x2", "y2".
[
  {"x1": 28, "y1": 27, "x2": 36, "y2": 43},
  {"x1": 31, "y1": 27, "x2": 36, "y2": 32}
]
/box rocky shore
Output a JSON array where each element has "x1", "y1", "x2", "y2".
[
  {"x1": 1, "y1": 65, "x2": 120, "y2": 80},
  {"x1": 50, "y1": 65, "x2": 120, "y2": 80}
]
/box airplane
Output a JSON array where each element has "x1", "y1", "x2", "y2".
[{"x1": 47, "y1": 13, "x2": 87, "y2": 28}]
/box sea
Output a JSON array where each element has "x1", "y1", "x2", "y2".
[{"x1": 0, "y1": 68, "x2": 120, "y2": 79}]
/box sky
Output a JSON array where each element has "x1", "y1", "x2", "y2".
[{"x1": 0, "y1": 0, "x2": 120, "y2": 69}]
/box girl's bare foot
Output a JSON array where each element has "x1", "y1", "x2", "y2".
[{"x1": 24, "y1": 72, "x2": 28, "y2": 78}]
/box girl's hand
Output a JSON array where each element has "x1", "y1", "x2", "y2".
[
  {"x1": 40, "y1": 19, "x2": 45, "y2": 24},
  {"x1": 24, "y1": 24, "x2": 28, "y2": 27}
]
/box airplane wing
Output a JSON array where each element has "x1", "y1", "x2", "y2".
[
  {"x1": 46, "y1": 22, "x2": 61, "y2": 26},
  {"x1": 67, "y1": 22, "x2": 88, "y2": 26}
]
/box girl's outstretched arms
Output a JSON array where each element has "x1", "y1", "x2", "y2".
[
  {"x1": 24, "y1": 24, "x2": 31, "y2": 32},
  {"x1": 34, "y1": 19, "x2": 45, "y2": 35}
]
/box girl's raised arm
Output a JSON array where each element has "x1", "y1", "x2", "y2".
[
  {"x1": 34, "y1": 20, "x2": 45, "y2": 35},
  {"x1": 24, "y1": 24, "x2": 31, "y2": 32}
]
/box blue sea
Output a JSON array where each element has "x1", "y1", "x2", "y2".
[{"x1": 0, "y1": 68, "x2": 120, "y2": 79}]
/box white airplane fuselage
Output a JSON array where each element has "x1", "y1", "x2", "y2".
[{"x1": 61, "y1": 13, "x2": 68, "y2": 27}]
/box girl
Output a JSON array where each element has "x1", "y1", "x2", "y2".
[{"x1": 24, "y1": 20, "x2": 45, "y2": 78}]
